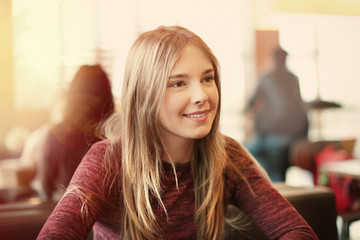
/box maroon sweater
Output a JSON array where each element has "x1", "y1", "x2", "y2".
[{"x1": 37, "y1": 137, "x2": 318, "y2": 239}]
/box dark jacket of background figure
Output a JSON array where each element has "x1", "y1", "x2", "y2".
[{"x1": 249, "y1": 66, "x2": 309, "y2": 139}]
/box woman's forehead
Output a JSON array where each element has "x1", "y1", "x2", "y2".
[{"x1": 170, "y1": 44, "x2": 212, "y2": 74}]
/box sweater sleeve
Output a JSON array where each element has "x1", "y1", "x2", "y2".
[
  {"x1": 224, "y1": 137, "x2": 319, "y2": 240},
  {"x1": 37, "y1": 140, "x2": 110, "y2": 240}
]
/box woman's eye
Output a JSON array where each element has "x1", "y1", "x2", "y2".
[
  {"x1": 203, "y1": 76, "x2": 214, "y2": 83},
  {"x1": 170, "y1": 81, "x2": 185, "y2": 88}
]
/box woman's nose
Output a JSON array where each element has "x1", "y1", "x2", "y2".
[{"x1": 190, "y1": 83, "x2": 208, "y2": 105}]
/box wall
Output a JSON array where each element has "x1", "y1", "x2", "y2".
[{"x1": 0, "y1": 0, "x2": 14, "y2": 133}]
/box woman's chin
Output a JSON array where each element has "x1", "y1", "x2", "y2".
[{"x1": 191, "y1": 129, "x2": 212, "y2": 140}]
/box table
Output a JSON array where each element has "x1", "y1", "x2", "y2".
[
  {"x1": 320, "y1": 159, "x2": 360, "y2": 240},
  {"x1": 320, "y1": 159, "x2": 360, "y2": 180}
]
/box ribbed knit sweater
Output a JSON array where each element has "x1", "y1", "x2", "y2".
[{"x1": 37, "y1": 136, "x2": 318, "y2": 239}]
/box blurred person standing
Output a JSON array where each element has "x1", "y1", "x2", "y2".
[
  {"x1": 21, "y1": 65, "x2": 114, "y2": 201},
  {"x1": 245, "y1": 48, "x2": 308, "y2": 182}
]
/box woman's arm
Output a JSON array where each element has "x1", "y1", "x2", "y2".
[
  {"x1": 225, "y1": 137, "x2": 319, "y2": 239},
  {"x1": 37, "y1": 140, "x2": 110, "y2": 240}
]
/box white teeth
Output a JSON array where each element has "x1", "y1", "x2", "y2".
[{"x1": 186, "y1": 113, "x2": 206, "y2": 118}]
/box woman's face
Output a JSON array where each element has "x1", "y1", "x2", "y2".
[{"x1": 158, "y1": 44, "x2": 219, "y2": 144}]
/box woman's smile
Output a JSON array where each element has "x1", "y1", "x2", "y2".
[{"x1": 183, "y1": 110, "x2": 209, "y2": 121}]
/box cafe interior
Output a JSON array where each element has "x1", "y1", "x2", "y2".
[{"x1": 1, "y1": 0, "x2": 360, "y2": 239}]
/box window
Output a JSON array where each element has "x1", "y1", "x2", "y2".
[
  {"x1": 278, "y1": 14, "x2": 360, "y2": 108},
  {"x1": 276, "y1": 14, "x2": 360, "y2": 140},
  {"x1": 12, "y1": 0, "x2": 135, "y2": 110},
  {"x1": 12, "y1": 0, "x2": 254, "y2": 142}
]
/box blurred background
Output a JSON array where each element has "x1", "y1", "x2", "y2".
[
  {"x1": 1, "y1": 0, "x2": 360, "y2": 239},
  {"x1": 1, "y1": 0, "x2": 360, "y2": 152}
]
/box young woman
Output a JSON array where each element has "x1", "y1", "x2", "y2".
[{"x1": 37, "y1": 26, "x2": 318, "y2": 240}]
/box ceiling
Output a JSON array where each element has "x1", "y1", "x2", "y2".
[
  {"x1": 256, "y1": 0, "x2": 360, "y2": 17},
  {"x1": 255, "y1": 0, "x2": 360, "y2": 29}
]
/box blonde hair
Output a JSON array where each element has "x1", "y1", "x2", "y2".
[{"x1": 103, "y1": 26, "x2": 227, "y2": 239}]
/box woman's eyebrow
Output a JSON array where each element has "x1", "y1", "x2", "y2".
[
  {"x1": 169, "y1": 68, "x2": 214, "y2": 79},
  {"x1": 202, "y1": 68, "x2": 214, "y2": 75},
  {"x1": 169, "y1": 73, "x2": 189, "y2": 79}
]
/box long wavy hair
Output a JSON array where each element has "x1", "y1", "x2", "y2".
[{"x1": 103, "y1": 26, "x2": 227, "y2": 239}]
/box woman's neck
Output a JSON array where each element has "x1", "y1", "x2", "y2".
[{"x1": 162, "y1": 138, "x2": 194, "y2": 164}]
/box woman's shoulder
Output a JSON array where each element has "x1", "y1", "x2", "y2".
[
  {"x1": 223, "y1": 135, "x2": 250, "y2": 163},
  {"x1": 88, "y1": 139, "x2": 110, "y2": 153},
  {"x1": 84, "y1": 138, "x2": 111, "y2": 157},
  {"x1": 76, "y1": 139, "x2": 112, "y2": 172},
  {"x1": 69, "y1": 139, "x2": 119, "y2": 196},
  {"x1": 222, "y1": 134, "x2": 270, "y2": 181}
]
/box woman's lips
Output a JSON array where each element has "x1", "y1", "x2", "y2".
[
  {"x1": 183, "y1": 110, "x2": 209, "y2": 121},
  {"x1": 183, "y1": 112, "x2": 207, "y2": 118}
]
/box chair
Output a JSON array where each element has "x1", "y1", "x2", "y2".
[
  {"x1": 225, "y1": 183, "x2": 338, "y2": 240},
  {"x1": 0, "y1": 200, "x2": 57, "y2": 240},
  {"x1": 0, "y1": 198, "x2": 94, "y2": 240}
]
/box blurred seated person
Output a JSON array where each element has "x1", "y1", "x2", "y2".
[
  {"x1": 245, "y1": 48, "x2": 309, "y2": 182},
  {"x1": 20, "y1": 65, "x2": 114, "y2": 201}
]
